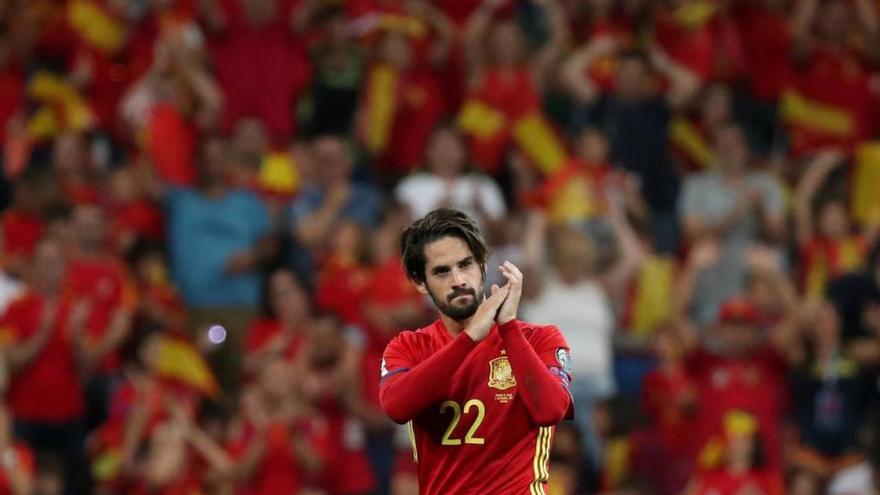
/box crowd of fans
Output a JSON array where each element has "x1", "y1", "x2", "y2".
[{"x1": 2, "y1": 0, "x2": 880, "y2": 494}]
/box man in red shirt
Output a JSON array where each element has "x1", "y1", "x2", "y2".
[
  {"x1": 2, "y1": 236, "x2": 90, "y2": 494},
  {"x1": 66, "y1": 204, "x2": 135, "y2": 430},
  {"x1": 379, "y1": 208, "x2": 573, "y2": 494}
]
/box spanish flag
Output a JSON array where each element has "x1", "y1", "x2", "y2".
[
  {"x1": 852, "y1": 142, "x2": 880, "y2": 225},
  {"x1": 359, "y1": 64, "x2": 444, "y2": 173},
  {"x1": 67, "y1": 0, "x2": 128, "y2": 55},
  {"x1": 26, "y1": 72, "x2": 94, "y2": 141},
  {"x1": 623, "y1": 255, "x2": 676, "y2": 336},
  {"x1": 361, "y1": 65, "x2": 400, "y2": 156},
  {"x1": 781, "y1": 51, "x2": 870, "y2": 156},
  {"x1": 153, "y1": 335, "x2": 220, "y2": 398},
  {"x1": 669, "y1": 116, "x2": 714, "y2": 171},
  {"x1": 457, "y1": 69, "x2": 568, "y2": 176},
  {"x1": 257, "y1": 151, "x2": 300, "y2": 198},
  {"x1": 800, "y1": 237, "x2": 867, "y2": 298}
]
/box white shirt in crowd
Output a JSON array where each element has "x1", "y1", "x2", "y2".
[
  {"x1": 394, "y1": 173, "x2": 507, "y2": 223},
  {"x1": 520, "y1": 273, "x2": 614, "y2": 390}
]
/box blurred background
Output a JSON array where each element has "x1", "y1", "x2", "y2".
[{"x1": 1, "y1": 0, "x2": 880, "y2": 494}]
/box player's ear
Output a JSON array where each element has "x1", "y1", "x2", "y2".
[{"x1": 412, "y1": 279, "x2": 429, "y2": 295}]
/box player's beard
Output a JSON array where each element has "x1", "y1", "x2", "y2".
[{"x1": 430, "y1": 286, "x2": 484, "y2": 321}]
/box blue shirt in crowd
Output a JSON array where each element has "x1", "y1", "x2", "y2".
[{"x1": 166, "y1": 187, "x2": 271, "y2": 307}]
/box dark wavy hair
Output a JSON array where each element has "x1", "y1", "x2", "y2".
[{"x1": 400, "y1": 208, "x2": 489, "y2": 285}]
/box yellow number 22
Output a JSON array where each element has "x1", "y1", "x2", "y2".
[{"x1": 440, "y1": 399, "x2": 486, "y2": 445}]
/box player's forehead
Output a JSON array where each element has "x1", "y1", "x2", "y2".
[{"x1": 423, "y1": 236, "x2": 474, "y2": 270}]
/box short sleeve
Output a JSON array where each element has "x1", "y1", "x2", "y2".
[{"x1": 380, "y1": 334, "x2": 419, "y2": 383}]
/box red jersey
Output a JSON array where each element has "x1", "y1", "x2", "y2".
[
  {"x1": 65, "y1": 255, "x2": 137, "y2": 372},
  {"x1": 691, "y1": 469, "x2": 784, "y2": 495},
  {"x1": 687, "y1": 346, "x2": 787, "y2": 470},
  {"x1": 1, "y1": 291, "x2": 85, "y2": 422},
  {"x1": 1, "y1": 210, "x2": 43, "y2": 264},
  {"x1": 380, "y1": 319, "x2": 572, "y2": 495}
]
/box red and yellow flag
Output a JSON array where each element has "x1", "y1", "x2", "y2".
[
  {"x1": 26, "y1": 72, "x2": 94, "y2": 141},
  {"x1": 67, "y1": 0, "x2": 128, "y2": 55},
  {"x1": 801, "y1": 237, "x2": 867, "y2": 298},
  {"x1": 457, "y1": 70, "x2": 568, "y2": 176},
  {"x1": 153, "y1": 336, "x2": 220, "y2": 398},
  {"x1": 361, "y1": 64, "x2": 400, "y2": 155},
  {"x1": 669, "y1": 116, "x2": 714, "y2": 171}
]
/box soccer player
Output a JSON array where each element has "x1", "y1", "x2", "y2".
[{"x1": 379, "y1": 208, "x2": 574, "y2": 494}]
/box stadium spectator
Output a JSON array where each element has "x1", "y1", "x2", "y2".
[
  {"x1": 243, "y1": 268, "x2": 311, "y2": 380},
  {"x1": 200, "y1": 0, "x2": 312, "y2": 142},
  {"x1": 288, "y1": 134, "x2": 382, "y2": 284},
  {"x1": 788, "y1": 301, "x2": 872, "y2": 483},
  {"x1": 66, "y1": 203, "x2": 135, "y2": 430},
  {"x1": 164, "y1": 136, "x2": 275, "y2": 392},
  {"x1": 2, "y1": 236, "x2": 89, "y2": 495},
  {"x1": 679, "y1": 122, "x2": 787, "y2": 325},
  {"x1": 795, "y1": 149, "x2": 879, "y2": 298},
  {"x1": 394, "y1": 124, "x2": 506, "y2": 230},
  {"x1": 520, "y1": 202, "x2": 642, "y2": 466}
]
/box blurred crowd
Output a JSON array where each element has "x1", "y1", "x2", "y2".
[{"x1": 2, "y1": 0, "x2": 880, "y2": 494}]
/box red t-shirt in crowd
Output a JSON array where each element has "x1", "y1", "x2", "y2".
[
  {"x1": 734, "y1": 4, "x2": 791, "y2": 101},
  {"x1": 209, "y1": 0, "x2": 311, "y2": 142},
  {"x1": 2, "y1": 292, "x2": 85, "y2": 422},
  {"x1": 0, "y1": 64, "x2": 23, "y2": 136},
  {"x1": 1, "y1": 210, "x2": 44, "y2": 263},
  {"x1": 65, "y1": 255, "x2": 137, "y2": 372},
  {"x1": 145, "y1": 102, "x2": 198, "y2": 187},
  {"x1": 243, "y1": 319, "x2": 304, "y2": 378},
  {"x1": 687, "y1": 346, "x2": 788, "y2": 470},
  {"x1": 315, "y1": 256, "x2": 372, "y2": 327},
  {"x1": 690, "y1": 469, "x2": 784, "y2": 495},
  {"x1": 642, "y1": 365, "x2": 698, "y2": 457},
  {"x1": 111, "y1": 199, "x2": 165, "y2": 249},
  {"x1": 380, "y1": 320, "x2": 570, "y2": 495},
  {"x1": 227, "y1": 418, "x2": 329, "y2": 495}
]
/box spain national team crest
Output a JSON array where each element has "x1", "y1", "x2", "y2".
[{"x1": 488, "y1": 356, "x2": 517, "y2": 390}]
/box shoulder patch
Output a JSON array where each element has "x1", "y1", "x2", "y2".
[{"x1": 556, "y1": 348, "x2": 571, "y2": 375}]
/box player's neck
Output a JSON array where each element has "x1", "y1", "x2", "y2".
[{"x1": 439, "y1": 313, "x2": 471, "y2": 338}]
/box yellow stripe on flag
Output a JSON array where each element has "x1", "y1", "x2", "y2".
[
  {"x1": 154, "y1": 336, "x2": 220, "y2": 397},
  {"x1": 378, "y1": 14, "x2": 427, "y2": 38},
  {"x1": 68, "y1": 0, "x2": 127, "y2": 55},
  {"x1": 853, "y1": 142, "x2": 880, "y2": 225},
  {"x1": 669, "y1": 117, "x2": 714, "y2": 169},
  {"x1": 674, "y1": 0, "x2": 717, "y2": 28},
  {"x1": 839, "y1": 239, "x2": 864, "y2": 272},
  {"x1": 27, "y1": 72, "x2": 94, "y2": 139},
  {"x1": 631, "y1": 255, "x2": 674, "y2": 336},
  {"x1": 363, "y1": 65, "x2": 399, "y2": 154},
  {"x1": 457, "y1": 99, "x2": 507, "y2": 139},
  {"x1": 806, "y1": 252, "x2": 828, "y2": 299},
  {"x1": 258, "y1": 152, "x2": 300, "y2": 195},
  {"x1": 604, "y1": 438, "x2": 631, "y2": 488},
  {"x1": 780, "y1": 89, "x2": 855, "y2": 138},
  {"x1": 512, "y1": 113, "x2": 568, "y2": 176},
  {"x1": 549, "y1": 175, "x2": 594, "y2": 223}
]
